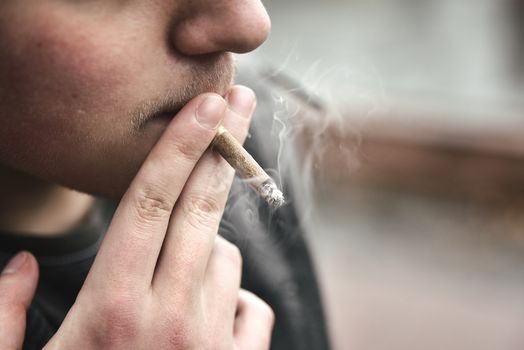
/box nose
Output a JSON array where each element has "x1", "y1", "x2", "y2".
[{"x1": 170, "y1": 0, "x2": 271, "y2": 55}]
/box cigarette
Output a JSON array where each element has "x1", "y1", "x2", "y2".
[{"x1": 212, "y1": 125, "x2": 285, "y2": 208}]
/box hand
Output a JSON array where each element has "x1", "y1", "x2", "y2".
[
  {"x1": 0, "y1": 251, "x2": 39, "y2": 350},
  {"x1": 36, "y1": 86, "x2": 273, "y2": 349}
]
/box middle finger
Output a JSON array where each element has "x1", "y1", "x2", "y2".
[{"x1": 152, "y1": 86, "x2": 255, "y2": 294}]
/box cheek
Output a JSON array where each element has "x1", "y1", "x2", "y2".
[
  {"x1": 0, "y1": 7, "x2": 141, "y2": 190},
  {"x1": 1, "y1": 13, "x2": 128, "y2": 119}
]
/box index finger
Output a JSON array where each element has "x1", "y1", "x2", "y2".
[
  {"x1": 86, "y1": 93, "x2": 227, "y2": 291},
  {"x1": 152, "y1": 85, "x2": 255, "y2": 293}
]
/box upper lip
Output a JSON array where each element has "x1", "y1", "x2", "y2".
[
  {"x1": 148, "y1": 86, "x2": 229, "y2": 122},
  {"x1": 138, "y1": 89, "x2": 223, "y2": 130},
  {"x1": 136, "y1": 57, "x2": 234, "y2": 129},
  {"x1": 139, "y1": 53, "x2": 235, "y2": 126}
]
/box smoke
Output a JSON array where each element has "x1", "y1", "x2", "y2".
[
  {"x1": 265, "y1": 60, "x2": 386, "y2": 218},
  {"x1": 230, "y1": 55, "x2": 387, "y2": 238}
]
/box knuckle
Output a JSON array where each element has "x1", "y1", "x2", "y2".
[
  {"x1": 246, "y1": 292, "x2": 275, "y2": 325},
  {"x1": 170, "y1": 136, "x2": 202, "y2": 162},
  {"x1": 261, "y1": 301, "x2": 276, "y2": 325},
  {"x1": 167, "y1": 328, "x2": 205, "y2": 349},
  {"x1": 215, "y1": 237, "x2": 242, "y2": 268},
  {"x1": 254, "y1": 298, "x2": 275, "y2": 327},
  {"x1": 200, "y1": 338, "x2": 214, "y2": 350},
  {"x1": 183, "y1": 194, "x2": 221, "y2": 230},
  {"x1": 96, "y1": 291, "x2": 141, "y2": 342},
  {"x1": 162, "y1": 316, "x2": 190, "y2": 347},
  {"x1": 160, "y1": 312, "x2": 205, "y2": 349},
  {"x1": 133, "y1": 183, "x2": 173, "y2": 223}
]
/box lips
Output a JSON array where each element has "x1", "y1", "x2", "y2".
[
  {"x1": 137, "y1": 86, "x2": 229, "y2": 130},
  {"x1": 153, "y1": 111, "x2": 180, "y2": 120},
  {"x1": 145, "y1": 110, "x2": 182, "y2": 128},
  {"x1": 147, "y1": 101, "x2": 185, "y2": 122}
]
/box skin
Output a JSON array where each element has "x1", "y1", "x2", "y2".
[
  {"x1": 0, "y1": 0, "x2": 274, "y2": 348},
  {"x1": 0, "y1": 0, "x2": 269, "y2": 233}
]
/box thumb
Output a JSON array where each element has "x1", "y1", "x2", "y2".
[{"x1": 0, "y1": 251, "x2": 39, "y2": 350}]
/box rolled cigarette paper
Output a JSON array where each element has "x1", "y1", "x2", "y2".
[{"x1": 212, "y1": 125, "x2": 285, "y2": 208}]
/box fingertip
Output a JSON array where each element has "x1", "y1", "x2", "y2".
[
  {"x1": 234, "y1": 290, "x2": 275, "y2": 349},
  {"x1": 225, "y1": 85, "x2": 256, "y2": 118},
  {"x1": 1, "y1": 251, "x2": 38, "y2": 276},
  {"x1": 21, "y1": 252, "x2": 39, "y2": 279},
  {"x1": 1, "y1": 252, "x2": 27, "y2": 276},
  {"x1": 0, "y1": 252, "x2": 39, "y2": 308},
  {"x1": 1, "y1": 251, "x2": 39, "y2": 284},
  {"x1": 195, "y1": 93, "x2": 227, "y2": 130},
  {"x1": 0, "y1": 252, "x2": 38, "y2": 350},
  {"x1": 18, "y1": 253, "x2": 39, "y2": 306}
]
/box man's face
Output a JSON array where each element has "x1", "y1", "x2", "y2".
[{"x1": 0, "y1": 0, "x2": 270, "y2": 198}]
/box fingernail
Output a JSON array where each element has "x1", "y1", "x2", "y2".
[
  {"x1": 2, "y1": 252, "x2": 28, "y2": 275},
  {"x1": 226, "y1": 86, "x2": 256, "y2": 118},
  {"x1": 195, "y1": 95, "x2": 226, "y2": 129}
]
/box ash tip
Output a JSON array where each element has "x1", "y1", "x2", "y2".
[
  {"x1": 260, "y1": 181, "x2": 286, "y2": 209},
  {"x1": 267, "y1": 189, "x2": 285, "y2": 209}
]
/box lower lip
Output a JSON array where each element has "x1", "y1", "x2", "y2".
[{"x1": 156, "y1": 113, "x2": 174, "y2": 121}]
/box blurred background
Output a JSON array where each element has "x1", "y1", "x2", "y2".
[{"x1": 242, "y1": 0, "x2": 524, "y2": 349}]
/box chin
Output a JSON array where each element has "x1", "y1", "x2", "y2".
[
  {"x1": 67, "y1": 173, "x2": 132, "y2": 201},
  {"x1": 53, "y1": 148, "x2": 146, "y2": 202}
]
